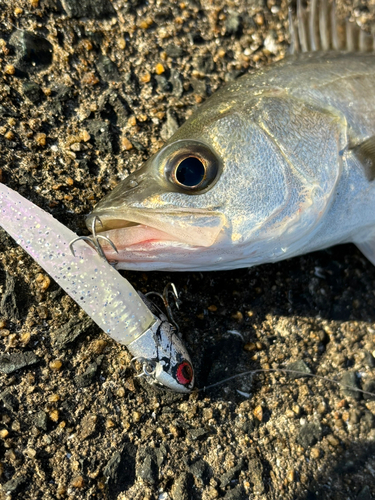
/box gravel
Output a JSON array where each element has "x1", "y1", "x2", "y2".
[{"x1": 0, "y1": 0, "x2": 375, "y2": 499}]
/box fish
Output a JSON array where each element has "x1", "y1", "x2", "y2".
[
  {"x1": 87, "y1": 0, "x2": 375, "y2": 272},
  {"x1": 0, "y1": 183, "x2": 194, "y2": 393}
]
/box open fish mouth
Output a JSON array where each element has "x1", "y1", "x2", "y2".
[{"x1": 86, "y1": 209, "x2": 226, "y2": 259}]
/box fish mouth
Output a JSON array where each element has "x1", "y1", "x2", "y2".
[{"x1": 86, "y1": 209, "x2": 226, "y2": 260}]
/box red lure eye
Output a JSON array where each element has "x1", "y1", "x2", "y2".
[{"x1": 176, "y1": 361, "x2": 193, "y2": 385}]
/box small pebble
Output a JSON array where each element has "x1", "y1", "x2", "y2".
[
  {"x1": 118, "y1": 38, "x2": 126, "y2": 49},
  {"x1": 140, "y1": 71, "x2": 151, "y2": 83},
  {"x1": 121, "y1": 137, "x2": 133, "y2": 150},
  {"x1": 106, "y1": 419, "x2": 115, "y2": 428},
  {"x1": 4, "y1": 131, "x2": 14, "y2": 141},
  {"x1": 35, "y1": 132, "x2": 47, "y2": 146},
  {"x1": 50, "y1": 360, "x2": 62, "y2": 371},
  {"x1": 4, "y1": 64, "x2": 15, "y2": 75},
  {"x1": 133, "y1": 411, "x2": 141, "y2": 423},
  {"x1": 80, "y1": 130, "x2": 90, "y2": 142},
  {"x1": 138, "y1": 18, "x2": 153, "y2": 29},
  {"x1": 117, "y1": 387, "x2": 125, "y2": 398},
  {"x1": 310, "y1": 447, "x2": 320, "y2": 459},
  {"x1": 244, "y1": 342, "x2": 256, "y2": 352},
  {"x1": 49, "y1": 410, "x2": 59, "y2": 422},
  {"x1": 287, "y1": 469, "x2": 295, "y2": 482},
  {"x1": 326, "y1": 434, "x2": 339, "y2": 447},
  {"x1": 0, "y1": 429, "x2": 9, "y2": 439},
  {"x1": 253, "y1": 405, "x2": 263, "y2": 422},
  {"x1": 208, "y1": 305, "x2": 217, "y2": 312},
  {"x1": 82, "y1": 72, "x2": 99, "y2": 85},
  {"x1": 71, "y1": 476, "x2": 85, "y2": 488},
  {"x1": 155, "y1": 63, "x2": 165, "y2": 75},
  {"x1": 231, "y1": 311, "x2": 243, "y2": 321}
]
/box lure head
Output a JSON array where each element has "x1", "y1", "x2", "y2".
[{"x1": 127, "y1": 295, "x2": 194, "y2": 393}]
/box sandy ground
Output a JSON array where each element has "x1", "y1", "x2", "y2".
[{"x1": 0, "y1": 0, "x2": 375, "y2": 499}]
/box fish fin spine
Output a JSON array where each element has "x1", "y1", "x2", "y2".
[{"x1": 289, "y1": 0, "x2": 375, "y2": 55}]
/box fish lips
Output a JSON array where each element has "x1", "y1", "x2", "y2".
[{"x1": 86, "y1": 209, "x2": 226, "y2": 250}]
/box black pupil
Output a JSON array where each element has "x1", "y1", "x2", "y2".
[{"x1": 176, "y1": 157, "x2": 205, "y2": 187}]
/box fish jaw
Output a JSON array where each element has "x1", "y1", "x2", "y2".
[{"x1": 86, "y1": 208, "x2": 228, "y2": 271}]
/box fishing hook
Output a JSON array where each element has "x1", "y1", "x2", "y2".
[
  {"x1": 146, "y1": 282, "x2": 182, "y2": 333},
  {"x1": 69, "y1": 216, "x2": 118, "y2": 263}
]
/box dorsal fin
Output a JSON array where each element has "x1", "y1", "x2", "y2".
[{"x1": 289, "y1": 0, "x2": 375, "y2": 55}]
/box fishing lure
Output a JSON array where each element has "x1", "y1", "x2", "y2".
[{"x1": 0, "y1": 183, "x2": 194, "y2": 393}]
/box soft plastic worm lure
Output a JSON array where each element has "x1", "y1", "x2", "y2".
[{"x1": 0, "y1": 184, "x2": 194, "y2": 393}]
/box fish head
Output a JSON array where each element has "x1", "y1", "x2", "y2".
[
  {"x1": 128, "y1": 294, "x2": 194, "y2": 393},
  {"x1": 88, "y1": 89, "x2": 344, "y2": 271}
]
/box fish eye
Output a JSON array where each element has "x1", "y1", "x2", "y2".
[
  {"x1": 176, "y1": 360, "x2": 194, "y2": 386},
  {"x1": 161, "y1": 140, "x2": 221, "y2": 193},
  {"x1": 175, "y1": 157, "x2": 205, "y2": 187}
]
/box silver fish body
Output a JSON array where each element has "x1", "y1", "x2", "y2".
[{"x1": 88, "y1": 46, "x2": 375, "y2": 271}]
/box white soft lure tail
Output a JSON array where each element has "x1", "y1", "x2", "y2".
[{"x1": 0, "y1": 184, "x2": 194, "y2": 393}]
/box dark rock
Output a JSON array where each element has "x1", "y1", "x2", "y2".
[
  {"x1": 2, "y1": 475, "x2": 27, "y2": 494},
  {"x1": 297, "y1": 422, "x2": 322, "y2": 449},
  {"x1": 171, "y1": 472, "x2": 193, "y2": 500},
  {"x1": 22, "y1": 81, "x2": 43, "y2": 103},
  {"x1": 341, "y1": 371, "x2": 361, "y2": 401},
  {"x1": 52, "y1": 316, "x2": 94, "y2": 348},
  {"x1": 50, "y1": 85, "x2": 75, "y2": 115},
  {"x1": 74, "y1": 361, "x2": 98, "y2": 387},
  {"x1": 191, "y1": 78, "x2": 206, "y2": 97},
  {"x1": 80, "y1": 413, "x2": 97, "y2": 440},
  {"x1": 357, "y1": 485, "x2": 372, "y2": 500},
  {"x1": 170, "y1": 69, "x2": 183, "y2": 98},
  {"x1": 360, "y1": 411, "x2": 375, "y2": 432},
  {"x1": 0, "y1": 351, "x2": 39, "y2": 374},
  {"x1": 0, "y1": 272, "x2": 19, "y2": 321},
  {"x1": 86, "y1": 120, "x2": 113, "y2": 154},
  {"x1": 131, "y1": 140, "x2": 146, "y2": 152},
  {"x1": 33, "y1": 410, "x2": 48, "y2": 431},
  {"x1": 364, "y1": 351, "x2": 375, "y2": 368},
  {"x1": 9, "y1": 31, "x2": 53, "y2": 71},
  {"x1": 0, "y1": 105, "x2": 18, "y2": 117},
  {"x1": 220, "y1": 458, "x2": 244, "y2": 488},
  {"x1": 60, "y1": 0, "x2": 115, "y2": 18},
  {"x1": 248, "y1": 455, "x2": 264, "y2": 494},
  {"x1": 104, "y1": 441, "x2": 137, "y2": 495},
  {"x1": 160, "y1": 109, "x2": 179, "y2": 141},
  {"x1": 154, "y1": 444, "x2": 167, "y2": 467},
  {"x1": 188, "y1": 427, "x2": 209, "y2": 441},
  {"x1": 225, "y1": 11, "x2": 242, "y2": 35},
  {"x1": 194, "y1": 55, "x2": 214, "y2": 74},
  {"x1": 98, "y1": 90, "x2": 129, "y2": 127},
  {"x1": 286, "y1": 360, "x2": 311, "y2": 378},
  {"x1": 0, "y1": 388, "x2": 18, "y2": 412},
  {"x1": 165, "y1": 44, "x2": 184, "y2": 58},
  {"x1": 186, "y1": 458, "x2": 210, "y2": 485},
  {"x1": 363, "y1": 379, "x2": 375, "y2": 400},
  {"x1": 155, "y1": 75, "x2": 171, "y2": 93},
  {"x1": 136, "y1": 447, "x2": 159, "y2": 484},
  {"x1": 137, "y1": 454, "x2": 157, "y2": 483},
  {"x1": 97, "y1": 55, "x2": 120, "y2": 82},
  {"x1": 224, "y1": 485, "x2": 247, "y2": 500}
]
